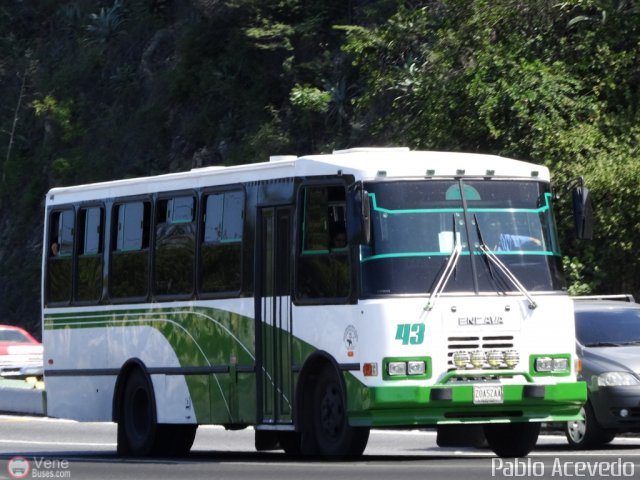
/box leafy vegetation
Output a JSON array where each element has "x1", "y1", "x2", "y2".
[{"x1": 1, "y1": 0, "x2": 639, "y2": 334}]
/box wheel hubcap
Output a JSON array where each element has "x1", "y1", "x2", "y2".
[
  {"x1": 131, "y1": 386, "x2": 151, "y2": 437},
  {"x1": 319, "y1": 382, "x2": 344, "y2": 439}
]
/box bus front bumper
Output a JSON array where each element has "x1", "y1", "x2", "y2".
[{"x1": 348, "y1": 381, "x2": 587, "y2": 427}]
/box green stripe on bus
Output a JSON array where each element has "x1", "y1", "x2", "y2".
[{"x1": 369, "y1": 192, "x2": 552, "y2": 215}]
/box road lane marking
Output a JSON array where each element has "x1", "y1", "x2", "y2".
[
  {"x1": 0, "y1": 415, "x2": 77, "y2": 423},
  {"x1": 0, "y1": 439, "x2": 115, "y2": 447}
]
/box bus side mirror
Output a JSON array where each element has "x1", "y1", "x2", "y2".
[
  {"x1": 347, "y1": 184, "x2": 371, "y2": 245},
  {"x1": 572, "y1": 186, "x2": 593, "y2": 240}
]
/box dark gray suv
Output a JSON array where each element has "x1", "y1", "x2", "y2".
[{"x1": 565, "y1": 297, "x2": 640, "y2": 448}]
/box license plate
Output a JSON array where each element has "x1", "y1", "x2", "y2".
[{"x1": 473, "y1": 385, "x2": 504, "y2": 404}]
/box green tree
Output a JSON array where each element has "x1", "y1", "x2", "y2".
[{"x1": 346, "y1": 0, "x2": 640, "y2": 298}]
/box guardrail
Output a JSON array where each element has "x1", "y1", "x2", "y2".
[{"x1": 0, "y1": 378, "x2": 46, "y2": 415}]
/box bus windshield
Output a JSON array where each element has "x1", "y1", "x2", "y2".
[{"x1": 359, "y1": 179, "x2": 565, "y2": 297}]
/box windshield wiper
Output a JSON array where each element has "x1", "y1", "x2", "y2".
[
  {"x1": 584, "y1": 341, "x2": 625, "y2": 347},
  {"x1": 424, "y1": 242, "x2": 462, "y2": 312},
  {"x1": 475, "y1": 216, "x2": 537, "y2": 310},
  {"x1": 613, "y1": 340, "x2": 640, "y2": 347},
  {"x1": 424, "y1": 216, "x2": 462, "y2": 312}
]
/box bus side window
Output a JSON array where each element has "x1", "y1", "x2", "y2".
[
  {"x1": 76, "y1": 206, "x2": 103, "y2": 303},
  {"x1": 296, "y1": 185, "x2": 351, "y2": 302},
  {"x1": 58, "y1": 209, "x2": 75, "y2": 256},
  {"x1": 110, "y1": 201, "x2": 150, "y2": 300},
  {"x1": 116, "y1": 202, "x2": 146, "y2": 251},
  {"x1": 200, "y1": 190, "x2": 243, "y2": 294},
  {"x1": 47, "y1": 209, "x2": 74, "y2": 304},
  {"x1": 154, "y1": 195, "x2": 196, "y2": 297}
]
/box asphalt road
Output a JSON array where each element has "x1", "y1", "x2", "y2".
[{"x1": 1, "y1": 415, "x2": 639, "y2": 480}]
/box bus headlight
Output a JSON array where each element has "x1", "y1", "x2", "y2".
[
  {"x1": 470, "y1": 350, "x2": 486, "y2": 369},
  {"x1": 503, "y1": 350, "x2": 520, "y2": 368},
  {"x1": 534, "y1": 356, "x2": 569, "y2": 373},
  {"x1": 535, "y1": 357, "x2": 553, "y2": 372},
  {"x1": 407, "y1": 361, "x2": 426, "y2": 375},
  {"x1": 552, "y1": 357, "x2": 569, "y2": 372},
  {"x1": 487, "y1": 350, "x2": 504, "y2": 368},
  {"x1": 387, "y1": 362, "x2": 407, "y2": 376},
  {"x1": 453, "y1": 351, "x2": 470, "y2": 369},
  {"x1": 452, "y1": 350, "x2": 521, "y2": 370},
  {"x1": 383, "y1": 357, "x2": 430, "y2": 378}
]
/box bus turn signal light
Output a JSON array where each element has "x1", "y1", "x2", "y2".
[{"x1": 363, "y1": 362, "x2": 378, "y2": 377}]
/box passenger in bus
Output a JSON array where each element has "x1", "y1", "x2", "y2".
[
  {"x1": 483, "y1": 217, "x2": 542, "y2": 251},
  {"x1": 331, "y1": 225, "x2": 347, "y2": 249},
  {"x1": 50, "y1": 242, "x2": 59, "y2": 256},
  {"x1": 496, "y1": 233, "x2": 542, "y2": 251}
]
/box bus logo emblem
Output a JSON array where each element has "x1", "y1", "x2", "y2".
[
  {"x1": 344, "y1": 325, "x2": 358, "y2": 351},
  {"x1": 458, "y1": 316, "x2": 504, "y2": 326}
]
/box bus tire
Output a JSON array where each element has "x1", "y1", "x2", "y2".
[
  {"x1": 118, "y1": 368, "x2": 158, "y2": 456},
  {"x1": 310, "y1": 368, "x2": 369, "y2": 458},
  {"x1": 155, "y1": 424, "x2": 198, "y2": 457},
  {"x1": 484, "y1": 422, "x2": 540, "y2": 458},
  {"x1": 278, "y1": 431, "x2": 302, "y2": 455}
]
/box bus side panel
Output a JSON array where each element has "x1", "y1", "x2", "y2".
[
  {"x1": 108, "y1": 324, "x2": 204, "y2": 424},
  {"x1": 45, "y1": 376, "x2": 115, "y2": 422},
  {"x1": 44, "y1": 323, "x2": 201, "y2": 423},
  {"x1": 151, "y1": 374, "x2": 199, "y2": 424},
  {"x1": 44, "y1": 325, "x2": 111, "y2": 421}
]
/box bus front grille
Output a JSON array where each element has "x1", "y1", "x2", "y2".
[{"x1": 446, "y1": 336, "x2": 515, "y2": 371}]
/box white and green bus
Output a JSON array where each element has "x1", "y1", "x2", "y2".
[{"x1": 42, "y1": 148, "x2": 591, "y2": 458}]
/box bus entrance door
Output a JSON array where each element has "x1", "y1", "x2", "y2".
[{"x1": 256, "y1": 206, "x2": 293, "y2": 425}]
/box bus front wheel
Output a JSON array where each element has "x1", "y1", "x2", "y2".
[
  {"x1": 484, "y1": 422, "x2": 540, "y2": 458},
  {"x1": 307, "y1": 368, "x2": 369, "y2": 458}
]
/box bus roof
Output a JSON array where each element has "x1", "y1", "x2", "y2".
[{"x1": 45, "y1": 148, "x2": 550, "y2": 205}]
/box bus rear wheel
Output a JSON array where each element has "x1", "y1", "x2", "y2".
[
  {"x1": 118, "y1": 369, "x2": 197, "y2": 457},
  {"x1": 307, "y1": 368, "x2": 369, "y2": 458},
  {"x1": 155, "y1": 424, "x2": 198, "y2": 456},
  {"x1": 484, "y1": 422, "x2": 540, "y2": 458},
  {"x1": 118, "y1": 368, "x2": 158, "y2": 456}
]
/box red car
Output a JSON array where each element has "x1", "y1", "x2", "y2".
[{"x1": 0, "y1": 325, "x2": 43, "y2": 378}]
